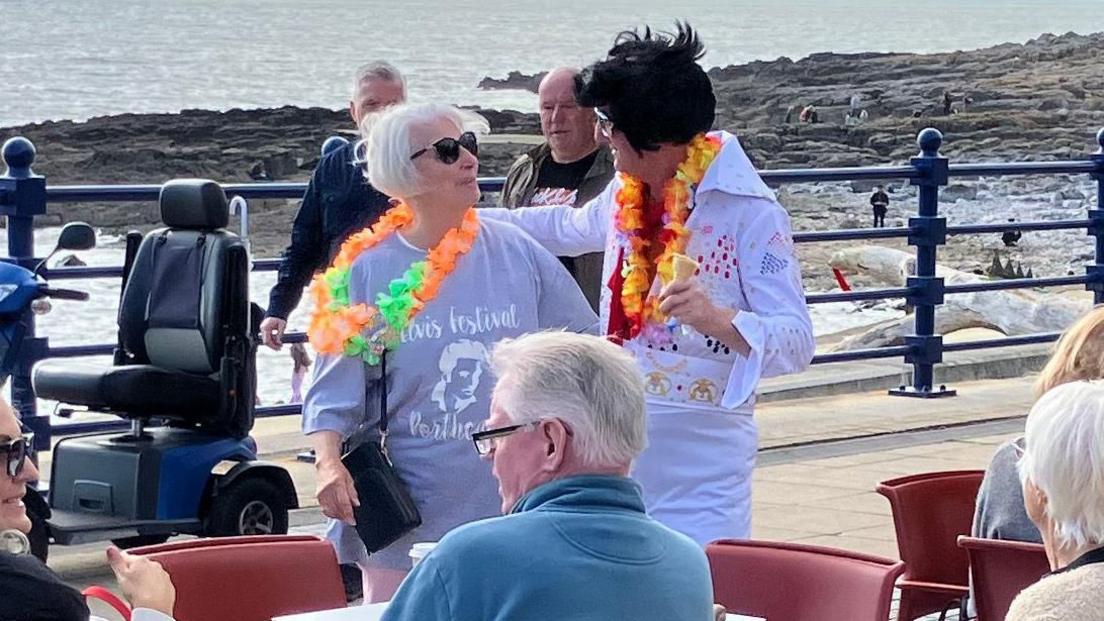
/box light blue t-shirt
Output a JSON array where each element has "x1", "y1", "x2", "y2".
[
  {"x1": 302, "y1": 217, "x2": 598, "y2": 570},
  {"x1": 383, "y1": 475, "x2": 715, "y2": 621}
]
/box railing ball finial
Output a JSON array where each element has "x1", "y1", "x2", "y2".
[
  {"x1": 1096, "y1": 127, "x2": 1104, "y2": 154},
  {"x1": 917, "y1": 127, "x2": 943, "y2": 157},
  {"x1": 1, "y1": 136, "x2": 36, "y2": 177}
]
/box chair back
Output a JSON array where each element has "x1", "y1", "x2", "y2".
[
  {"x1": 957, "y1": 535, "x2": 1050, "y2": 621},
  {"x1": 875, "y1": 470, "x2": 984, "y2": 620},
  {"x1": 876, "y1": 470, "x2": 983, "y2": 584},
  {"x1": 132, "y1": 535, "x2": 345, "y2": 621},
  {"x1": 707, "y1": 539, "x2": 905, "y2": 621}
]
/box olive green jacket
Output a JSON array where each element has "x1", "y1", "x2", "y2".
[{"x1": 500, "y1": 143, "x2": 615, "y2": 312}]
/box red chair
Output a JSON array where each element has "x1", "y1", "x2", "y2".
[
  {"x1": 957, "y1": 535, "x2": 1050, "y2": 621},
  {"x1": 875, "y1": 470, "x2": 984, "y2": 621},
  {"x1": 131, "y1": 535, "x2": 346, "y2": 621},
  {"x1": 707, "y1": 539, "x2": 905, "y2": 621}
]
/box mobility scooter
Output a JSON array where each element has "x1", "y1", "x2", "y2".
[{"x1": 28, "y1": 179, "x2": 297, "y2": 550}]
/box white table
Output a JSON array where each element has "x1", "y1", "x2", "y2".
[{"x1": 274, "y1": 603, "x2": 764, "y2": 621}]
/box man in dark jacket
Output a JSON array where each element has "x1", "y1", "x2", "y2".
[
  {"x1": 870, "y1": 186, "x2": 889, "y2": 228},
  {"x1": 260, "y1": 62, "x2": 405, "y2": 349},
  {"x1": 500, "y1": 67, "x2": 615, "y2": 311}
]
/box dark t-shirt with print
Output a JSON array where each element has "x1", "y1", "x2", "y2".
[{"x1": 528, "y1": 151, "x2": 599, "y2": 207}]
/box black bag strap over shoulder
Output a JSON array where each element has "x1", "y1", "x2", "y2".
[
  {"x1": 342, "y1": 350, "x2": 422, "y2": 554},
  {"x1": 379, "y1": 353, "x2": 390, "y2": 457}
]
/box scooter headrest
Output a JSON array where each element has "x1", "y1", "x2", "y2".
[{"x1": 159, "y1": 179, "x2": 229, "y2": 230}]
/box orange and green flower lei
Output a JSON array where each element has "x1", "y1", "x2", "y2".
[
  {"x1": 307, "y1": 203, "x2": 479, "y2": 364},
  {"x1": 614, "y1": 132, "x2": 722, "y2": 340}
]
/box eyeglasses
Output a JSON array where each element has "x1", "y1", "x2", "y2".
[
  {"x1": 471, "y1": 422, "x2": 540, "y2": 456},
  {"x1": 411, "y1": 132, "x2": 479, "y2": 164},
  {"x1": 594, "y1": 109, "x2": 614, "y2": 139},
  {"x1": 2, "y1": 434, "x2": 33, "y2": 478}
]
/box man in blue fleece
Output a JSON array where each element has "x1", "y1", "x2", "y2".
[{"x1": 382, "y1": 332, "x2": 715, "y2": 620}]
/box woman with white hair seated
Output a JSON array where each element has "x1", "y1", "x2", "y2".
[
  {"x1": 302, "y1": 103, "x2": 597, "y2": 602},
  {"x1": 1006, "y1": 380, "x2": 1104, "y2": 620}
]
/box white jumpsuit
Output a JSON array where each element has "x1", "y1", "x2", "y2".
[{"x1": 485, "y1": 131, "x2": 815, "y2": 544}]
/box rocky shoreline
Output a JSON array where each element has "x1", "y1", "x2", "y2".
[{"x1": 3, "y1": 31, "x2": 1103, "y2": 288}]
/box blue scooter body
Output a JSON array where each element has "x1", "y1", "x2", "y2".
[{"x1": 0, "y1": 261, "x2": 40, "y2": 386}]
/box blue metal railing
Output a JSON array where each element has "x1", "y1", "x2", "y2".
[{"x1": 3, "y1": 126, "x2": 1104, "y2": 444}]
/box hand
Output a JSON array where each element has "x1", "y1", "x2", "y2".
[
  {"x1": 259, "y1": 317, "x2": 287, "y2": 350},
  {"x1": 658, "y1": 279, "x2": 736, "y2": 338},
  {"x1": 316, "y1": 457, "x2": 360, "y2": 526},
  {"x1": 713, "y1": 604, "x2": 727, "y2": 621},
  {"x1": 106, "y1": 546, "x2": 176, "y2": 616}
]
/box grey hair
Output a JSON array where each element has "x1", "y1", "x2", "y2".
[
  {"x1": 352, "y1": 61, "x2": 406, "y2": 99},
  {"x1": 358, "y1": 103, "x2": 489, "y2": 199},
  {"x1": 1018, "y1": 380, "x2": 1104, "y2": 548},
  {"x1": 490, "y1": 332, "x2": 647, "y2": 468}
]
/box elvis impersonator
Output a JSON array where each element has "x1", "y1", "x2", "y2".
[{"x1": 484, "y1": 22, "x2": 814, "y2": 544}]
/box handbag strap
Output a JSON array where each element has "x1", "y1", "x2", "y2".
[{"x1": 378, "y1": 353, "x2": 389, "y2": 453}]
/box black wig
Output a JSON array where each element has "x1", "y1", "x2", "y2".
[{"x1": 575, "y1": 22, "x2": 716, "y2": 152}]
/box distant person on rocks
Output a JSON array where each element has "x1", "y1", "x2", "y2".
[
  {"x1": 500, "y1": 67, "x2": 615, "y2": 311},
  {"x1": 799, "y1": 104, "x2": 819, "y2": 124},
  {"x1": 784, "y1": 104, "x2": 797, "y2": 124},
  {"x1": 848, "y1": 93, "x2": 864, "y2": 124},
  {"x1": 870, "y1": 186, "x2": 889, "y2": 228},
  {"x1": 963, "y1": 94, "x2": 974, "y2": 112},
  {"x1": 942, "y1": 91, "x2": 954, "y2": 115},
  {"x1": 260, "y1": 61, "x2": 407, "y2": 350},
  {"x1": 1002, "y1": 218, "x2": 1022, "y2": 247}
]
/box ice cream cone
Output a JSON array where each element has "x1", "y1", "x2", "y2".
[{"x1": 672, "y1": 253, "x2": 699, "y2": 283}]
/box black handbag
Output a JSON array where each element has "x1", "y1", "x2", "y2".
[{"x1": 341, "y1": 354, "x2": 422, "y2": 553}]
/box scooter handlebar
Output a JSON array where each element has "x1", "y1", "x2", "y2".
[{"x1": 40, "y1": 287, "x2": 90, "y2": 301}]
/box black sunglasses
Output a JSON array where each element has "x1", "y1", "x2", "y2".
[
  {"x1": 411, "y1": 131, "x2": 479, "y2": 164},
  {"x1": 2, "y1": 433, "x2": 33, "y2": 478},
  {"x1": 594, "y1": 109, "x2": 615, "y2": 137}
]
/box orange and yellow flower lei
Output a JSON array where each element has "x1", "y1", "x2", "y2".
[
  {"x1": 614, "y1": 132, "x2": 722, "y2": 339},
  {"x1": 307, "y1": 203, "x2": 479, "y2": 364}
]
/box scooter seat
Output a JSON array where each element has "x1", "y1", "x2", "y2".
[{"x1": 32, "y1": 360, "x2": 220, "y2": 420}]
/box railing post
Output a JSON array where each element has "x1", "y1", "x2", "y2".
[
  {"x1": 0, "y1": 137, "x2": 51, "y2": 447},
  {"x1": 1089, "y1": 128, "x2": 1104, "y2": 304},
  {"x1": 891, "y1": 128, "x2": 956, "y2": 398}
]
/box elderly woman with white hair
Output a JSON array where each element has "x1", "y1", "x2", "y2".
[
  {"x1": 302, "y1": 103, "x2": 597, "y2": 602},
  {"x1": 1006, "y1": 380, "x2": 1104, "y2": 620}
]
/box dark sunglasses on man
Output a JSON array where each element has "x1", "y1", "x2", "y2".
[
  {"x1": 2, "y1": 433, "x2": 33, "y2": 478},
  {"x1": 410, "y1": 131, "x2": 479, "y2": 164},
  {"x1": 594, "y1": 109, "x2": 615, "y2": 138}
]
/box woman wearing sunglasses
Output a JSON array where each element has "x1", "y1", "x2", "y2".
[
  {"x1": 0, "y1": 397, "x2": 177, "y2": 620},
  {"x1": 303, "y1": 103, "x2": 597, "y2": 603}
]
